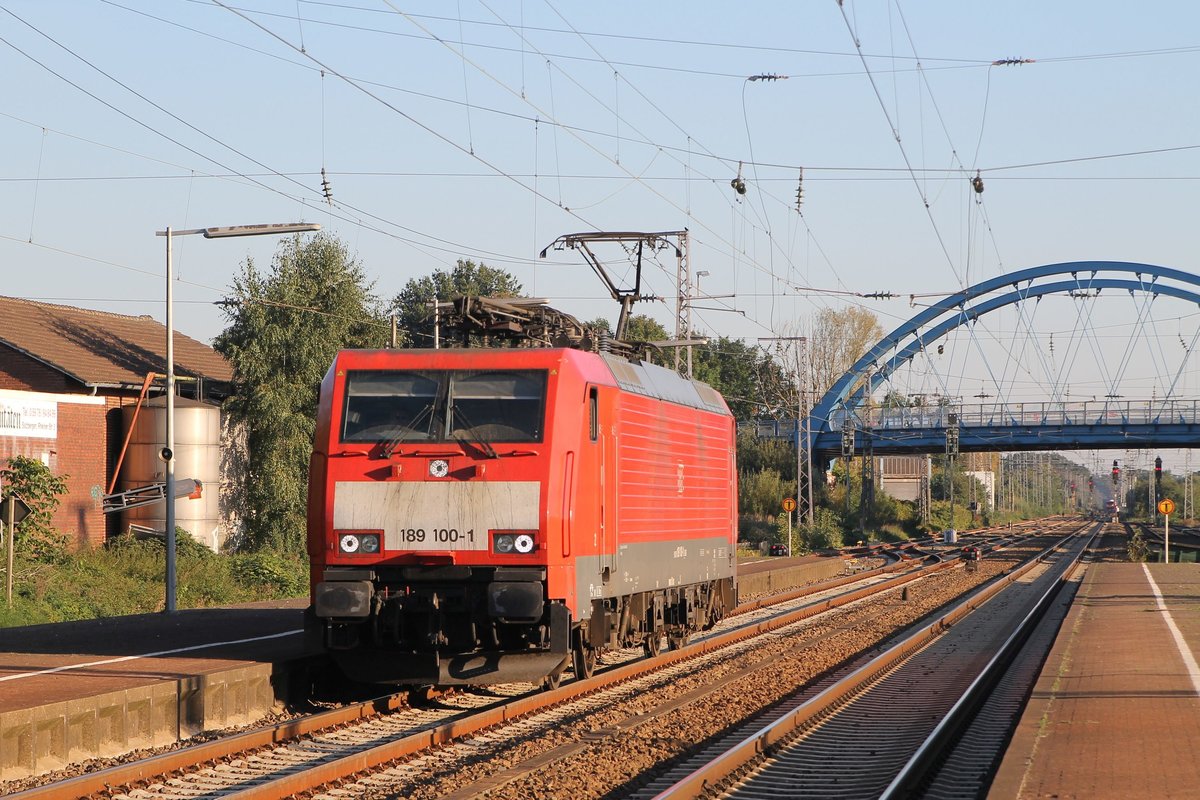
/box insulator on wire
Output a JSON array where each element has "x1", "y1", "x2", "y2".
[
  {"x1": 321, "y1": 167, "x2": 333, "y2": 204},
  {"x1": 795, "y1": 167, "x2": 804, "y2": 210},
  {"x1": 730, "y1": 161, "x2": 747, "y2": 196},
  {"x1": 971, "y1": 170, "x2": 984, "y2": 194}
]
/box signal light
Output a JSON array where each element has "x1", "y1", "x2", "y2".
[{"x1": 1111, "y1": 459, "x2": 1120, "y2": 484}]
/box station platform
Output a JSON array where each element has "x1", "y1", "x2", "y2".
[
  {"x1": 991, "y1": 562, "x2": 1200, "y2": 799},
  {"x1": 0, "y1": 598, "x2": 315, "y2": 780}
]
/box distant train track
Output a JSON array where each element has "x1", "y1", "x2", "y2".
[
  {"x1": 650, "y1": 524, "x2": 1097, "y2": 799},
  {"x1": 8, "y1": 521, "x2": 1086, "y2": 800}
]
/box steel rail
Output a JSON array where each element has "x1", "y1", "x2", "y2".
[
  {"x1": 11, "y1": 525, "x2": 1065, "y2": 800},
  {"x1": 215, "y1": 559, "x2": 956, "y2": 799},
  {"x1": 879, "y1": 527, "x2": 1098, "y2": 799},
  {"x1": 650, "y1": 527, "x2": 1085, "y2": 799},
  {"x1": 5, "y1": 693, "x2": 413, "y2": 800},
  {"x1": 9, "y1": 553, "x2": 941, "y2": 800}
]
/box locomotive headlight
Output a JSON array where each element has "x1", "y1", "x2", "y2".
[
  {"x1": 492, "y1": 530, "x2": 537, "y2": 555},
  {"x1": 337, "y1": 530, "x2": 382, "y2": 555}
]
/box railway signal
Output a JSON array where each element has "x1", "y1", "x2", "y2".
[{"x1": 1111, "y1": 460, "x2": 1120, "y2": 485}]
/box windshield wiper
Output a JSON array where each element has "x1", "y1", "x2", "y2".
[
  {"x1": 450, "y1": 404, "x2": 499, "y2": 459},
  {"x1": 380, "y1": 402, "x2": 435, "y2": 458}
]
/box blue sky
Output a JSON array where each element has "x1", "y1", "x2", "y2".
[{"x1": 3, "y1": 1, "x2": 1200, "y2": 441}]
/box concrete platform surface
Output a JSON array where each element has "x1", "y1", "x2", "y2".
[
  {"x1": 0, "y1": 597, "x2": 314, "y2": 779},
  {"x1": 991, "y1": 562, "x2": 1200, "y2": 799}
]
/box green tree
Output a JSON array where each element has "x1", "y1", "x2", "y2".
[
  {"x1": 738, "y1": 468, "x2": 792, "y2": 518},
  {"x1": 389, "y1": 259, "x2": 523, "y2": 347},
  {"x1": 799, "y1": 507, "x2": 845, "y2": 552},
  {"x1": 1, "y1": 456, "x2": 69, "y2": 561},
  {"x1": 807, "y1": 306, "x2": 885, "y2": 400},
  {"x1": 693, "y1": 336, "x2": 784, "y2": 420},
  {"x1": 621, "y1": 314, "x2": 669, "y2": 341},
  {"x1": 736, "y1": 430, "x2": 796, "y2": 481},
  {"x1": 215, "y1": 234, "x2": 385, "y2": 553}
]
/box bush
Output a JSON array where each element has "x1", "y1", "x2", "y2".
[
  {"x1": 738, "y1": 515, "x2": 777, "y2": 547},
  {"x1": 739, "y1": 468, "x2": 793, "y2": 518},
  {"x1": 231, "y1": 550, "x2": 309, "y2": 596},
  {"x1": 1, "y1": 455, "x2": 69, "y2": 562},
  {"x1": 0, "y1": 534, "x2": 310, "y2": 627},
  {"x1": 799, "y1": 507, "x2": 845, "y2": 552}
]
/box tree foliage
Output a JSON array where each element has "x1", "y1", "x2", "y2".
[
  {"x1": 736, "y1": 431, "x2": 796, "y2": 481},
  {"x1": 799, "y1": 507, "x2": 845, "y2": 552},
  {"x1": 692, "y1": 336, "x2": 785, "y2": 420},
  {"x1": 389, "y1": 259, "x2": 523, "y2": 347},
  {"x1": 807, "y1": 306, "x2": 885, "y2": 400},
  {"x1": 1, "y1": 456, "x2": 69, "y2": 561},
  {"x1": 215, "y1": 234, "x2": 385, "y2": 553},
  {"x1": 738, "y1": 468, "x2": 792, "y2": 519}
]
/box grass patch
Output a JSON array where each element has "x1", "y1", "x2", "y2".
[{"x1": 0, "y1": 532, "x2": 308, "y2": 628}]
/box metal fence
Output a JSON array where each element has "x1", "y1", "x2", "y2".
[{"x1": 741, "y1": 399, "x2": 1200, "y2": 439}]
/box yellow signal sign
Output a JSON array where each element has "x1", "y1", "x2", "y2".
[
  {"x1": 782, "y1": 498, "x2": 797, "y2": 512},
  {"x1": 1157, "y1": 498, "x2": 1175, "y2": 515}
]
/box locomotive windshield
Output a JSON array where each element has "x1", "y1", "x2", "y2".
[{"x1": 340, "y1": 369, "x2": 547, "y2": 444}]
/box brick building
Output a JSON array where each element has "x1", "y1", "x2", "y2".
[{"x1": 0, "y1": 296, "x2": 232, "y2": 549}]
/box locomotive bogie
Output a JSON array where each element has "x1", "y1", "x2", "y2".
[{"x1": 307, "y1": 347, "x2": 737, "y2": 686}]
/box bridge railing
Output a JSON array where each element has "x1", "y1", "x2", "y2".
[
  {"x1": 740, "y1": 400, "x2": 1200, "y2": 440},
  {"x1": 865, "y1": 400, "x2": 1200, "y2": 429}
]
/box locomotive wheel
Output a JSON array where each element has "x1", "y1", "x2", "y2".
[
  {"x1": 542, "y1": 668, "x2": 564, "y2": 690},
  {"x1": 667, "y1": 631, "x2": 690, "y2": 651},
  {"x1": 643, "y1": 631, "x2": 663, "y2": 658},
  {"x1": 572, "y1": 644, "x2": 598, "y2": 680},
  {"x1": 542, "y1": 657, "x2": 569, "y2": 690}
]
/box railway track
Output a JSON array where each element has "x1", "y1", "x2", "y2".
[
  {"x1": 648, "y1": 524, "x2": 1096, "y2": 799},
  {"x1": 9, "y1": 524, "x2": 1078, "y2": 800}
]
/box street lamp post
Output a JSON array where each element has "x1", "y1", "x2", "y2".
[{"x1": 156, "y1": 222, "x2": 320, "y2": 612}]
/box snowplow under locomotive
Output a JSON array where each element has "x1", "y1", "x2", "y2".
[{"x1": 306, "y1": 324, "x2": 738, "y2": 687}]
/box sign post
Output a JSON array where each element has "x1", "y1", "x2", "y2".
[
  {"x1": 1, "y1": 492, "x2": 31, "y2": 608},
  {"x1": 783, "y1": 497, "x2": 797, "y2": 557},
  {"x1": 1157, "y1": 497, "x2": 1175, "y2": 563}
]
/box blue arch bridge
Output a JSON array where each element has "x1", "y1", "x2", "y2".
[{"x1": 747, "y1": 261, "x2": 1200, "y2": 519}]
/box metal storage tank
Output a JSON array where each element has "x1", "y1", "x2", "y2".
[{"x1": 120, "y1": 397, "x2": 224, "y2": 551}]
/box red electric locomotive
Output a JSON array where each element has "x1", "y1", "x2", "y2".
[{"x1": 306, "y1": 333, "x2": 738, "y2": 686}]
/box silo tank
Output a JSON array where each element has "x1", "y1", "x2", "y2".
[{"x1": 120, "y1": 397, "x2": 223, "y2": 551}]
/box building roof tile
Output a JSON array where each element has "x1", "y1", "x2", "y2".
[{"x1": 0, "y1": 296, "x2": 232, "y2": 388}]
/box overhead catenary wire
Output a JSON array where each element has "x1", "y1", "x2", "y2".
[
  {"x1": 58, "y1": 8, "x2": 1200, "y2": 181},
  {"x1": 538, "y1": 0, "x2": 854, "y2": 311},
  {"x1": 8, "y1": 0, "x2": 1197, "y2": 412},
  {"x1": 0, "y1": 8, "x2": 494, "y2": 274}
]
